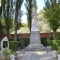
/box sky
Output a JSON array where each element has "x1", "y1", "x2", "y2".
[
  {"x1": 21, "y1": 0, "x2": 45, "y2": 23},
  {"x1": 0, "y1": 0, "x2": 45, "y2": 23},
  {"x1": 0, "y1": 0, "x2": 1, "y2": 7},
  {"x1": 37, "y1": 0, "x2": 45, "y2": 12}
]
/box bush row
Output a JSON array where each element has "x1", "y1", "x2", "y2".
[
  {"x1": 9, "y1": 38, "x2": 30, "y2": 51},
  {"x1": 9, "y1": 37, "x2": 53, "y2": 51},
  {"x1": 49, "y1": 40, "x2": 60, "y2": 50},
  {"x1": 9, "y1": 41, "x2": 19, "y2": 51}
]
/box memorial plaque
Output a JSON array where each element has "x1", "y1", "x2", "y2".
[
  {"x1": 1, "y1": 36, "x2": 9, "y2": 50},
  {"x1": 3, "y1": 41, "x2": 8, "y2": 48}
]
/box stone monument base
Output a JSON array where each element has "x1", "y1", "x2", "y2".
[{"x1": 25, "y1": 44, "x2": 46, "y2": 51}]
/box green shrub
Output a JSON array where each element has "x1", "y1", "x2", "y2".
[
  {"x1": 56, "y1": 40, "x2": 60, "y2": 46},
  {"x1": 50, "y1": 40, "x2": 59, "y2": 50},
  {"x1": 9, "y1": 37, "x2": 53, "y2": 47},
  {"x1": 41, "y1": 38, "x2": 50, "y2": 46},
  {"x1": 3, "y1": 49, "x2": 10, "y2": 60},
  {"x1": 19, "y1": 38, "x2": 30, "y2": 47},
  {"x1": 9, "y1": 41, "x2": 19, "y2": 51},
  {"x1": 41, "y1": 38, "x2": 46, "y2": 46},
  {"x1": 9, "y1": 38, "x2": 30, "y2": 48},
  {"x1": 57, "y1": 46, "x2": 60, "y2": 54}
]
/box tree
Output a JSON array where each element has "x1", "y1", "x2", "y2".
[
  {"x1": 25, "y1": 0, "x2": 32, "y2": 32},
  {"x1": 14, "y1": 0, "x2": 23, "y2": 41},
  {"x1": 44, "y1": 0, "x2": 60, "y2": 39},
  {"x1": 38, "y1": 10, "x2": 51, "y2": 32},
  {"x1": 1, "y1": 0, "x2": 13, "y2": 38}
]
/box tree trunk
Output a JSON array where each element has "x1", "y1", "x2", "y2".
[
  {"x1": 6, "y1": 30, "x2": 9, "y2": 39},
  {"x1": 14, "y1": 0, "x2": 23, "y2": 41},
  {"x1": 14, "y1": 18, "x2": 17, "y2": 41},
  {"x1": 14, "y1": 0, "x2": 18, "y2": 41},
  {"x1": 6, "y1": 0, "x2": 10, "y2": 39},
  {"x1": 53, "y1": 30, "x2": 57, "y2": 40}
]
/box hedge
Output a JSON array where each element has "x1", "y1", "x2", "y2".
[
  {"x1": 9, "y1": 37, "x2": 53, "y2": 47},
  {"x1": 49, "y1": 40, "x2": 60, "y2": 50},
  {"x1": 9, "y1": 41, "x2": 19, "y2": 51},
  {"x1": 19, "y1": 38, "x2": 30, "y2": 47}
]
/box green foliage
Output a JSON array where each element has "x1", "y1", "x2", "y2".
[
  {"x1": 44, "y1": 5, "x2": 60, "y2": 31},
  {"x1": 19, "y1": 38, "x2": 30, "y2": 47},
  {"x1": 22, "y1": 38, "x2": 30, "y2": 47},
  {"x1": 3, "y1": 49, "x2": 16, "y2": 60},
  {"x1": 41, "y1": 38, "x2": 48, "y2": 46},
  {"x1": 9, "y1": 41, "x2": 19, "y2": 51},
  {"x1": 14, "y1": 0, "x2": 24, "y2": 41},
  {"x1": 25, "y1": 0, "x2": 32, "y2": 32},
  {"x1": 5, "y1": 18, "x2": 13, "y2": 35},
  {"x1": 3, "y1": 49, "x2": 10, "y2": 60},
  {"x1": 41, "y1": 38, "x2": 53, "y2": 46},
  {"x1": 57, "y1": 46, "x2": 60, "y2": 54},
  {"x1": 9, "y1": 38, "x2": 30, "y2": 48},
  {"x1": 1, "y1": 0, "x2": 6, "y2": 7},
  {"x1": 56, "y1": 40, "x2": 60, "y2": 46},
  {"x1": 19, "y1": 38, "x2": 52, "y2": 47},
  {"x1": 44, "y1": 0, "x2": 60, "y2": 39},
  {"x1": 9, "y1": 38, "x2": 53, "y2": 47},
  {"x1": 17, "y1": 22, "x2": 22, "y2": 30},
  {"x1": 38, "y1": 10, "x2": 51, "y2": 32},
  {"x1": 50, "y1": 40, "x2": 59, "y2": 50},
  {"x1": 1, "y1": 0, "x2": 14, "y2": 38},
  {"x1": 10, "y1": 50, "x2": 16, "y2": 55},
  {"x1": 2, "y1": 0, "x2": 23, "y2": 40}
]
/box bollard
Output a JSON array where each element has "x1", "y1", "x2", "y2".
[
  {"x1": 53, "y1": 50, "x2": 57, "y2": 58},
  {"x1": 58, "y1": 54, "x2": 60, "y2": 60},
  {"x1": 10, "y1": 55, "x2": 15, "y2": 60},
  {"x1": 16, "y1": 51, "x2": 20, "y2": 59}
]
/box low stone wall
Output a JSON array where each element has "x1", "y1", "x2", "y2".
[{"x1": 4, "y1": 33, "x2": 53, "y2": 39}]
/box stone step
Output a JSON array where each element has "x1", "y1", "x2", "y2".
[
  {"x1": 20, "y1": 50, "x2": 57, "y2": 60},
  {"x1": 40, "y1": 51, "x2": 57, "y2": 58},
  {"x1": 25, "y1": 44, "x2": 47, "y2": 51},
  {"x1": 20, "y1": 54, "x2": 31, "y2": 60},
  {"x1": 20, "y1": 53, "x2": 54, "y2": 60},
  {"x1": 39, "y1": 57, "x2": 53, "y2": 60}
]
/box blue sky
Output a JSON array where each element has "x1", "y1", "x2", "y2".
[
  {"x1": 21, "y1": 0, "x2": 45, "y2": 23},
  {"x1": 37, "y1": 0, "x2": 45, "y2": 12},
  {"x1": 21, "y1": 0, "x2": 45, "y2": 13}
]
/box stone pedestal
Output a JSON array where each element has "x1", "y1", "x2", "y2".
[
  {"x1": 25, "y1": 44, "x2": 45, "y2": 51},
  {"x1": 25, "y1": 31, "x2": 46, "y2": 51},
  {"x1": 30, "y1": 31, "x2": 41, "y2": 44},
  {"x1": 25, "y1": 31, "x2": 45, "y2": 51}
]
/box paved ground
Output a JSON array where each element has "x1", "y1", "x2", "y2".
[
  {"x1": 53, "y1": 58, "x2": 57, "y2": 60},
  {"x1": 19, "y1": 51, "x2": 58, "y2": 60},
  {"x1": 0, "y1": 50, "x2": 58, "y2": 60}
]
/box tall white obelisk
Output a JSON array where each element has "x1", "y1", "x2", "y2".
[
  {"x1": 25, "y1": 0, "x2": 44, "y2": 51},
  {"x1": 30, "y1": 0, "x2": 41, "y2": 44}
]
